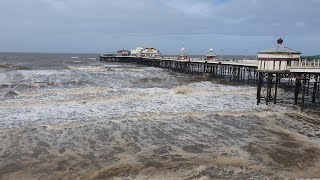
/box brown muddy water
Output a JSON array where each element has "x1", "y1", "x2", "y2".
[{"x1": 0, "y1": 53, "x2": 320, "y2": 180}]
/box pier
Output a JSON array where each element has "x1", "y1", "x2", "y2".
[
  {"x1": 101, "y1": 56, "x2": 259, "y2": 83},
  {"x1": 100, "y1": 40, "x2": 320, "y2": 110}
]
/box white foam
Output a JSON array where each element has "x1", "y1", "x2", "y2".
[{"x1": 0, "y1": 64, "x2": 291, "y2": 128}]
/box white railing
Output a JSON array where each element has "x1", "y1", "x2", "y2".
[
  {"x1": 213, "y1": 59, "x2": 259, "y2": 65},
  {"x1": 299, "y1": 59, "x2": 320, "y2": 67}
]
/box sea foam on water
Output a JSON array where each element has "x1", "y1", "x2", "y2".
[{"x1": 0, "y1": 54, "x2": 320, "y2": 179}]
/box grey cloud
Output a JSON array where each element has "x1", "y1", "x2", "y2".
[{"x1": 0, "y1": 0, "x2": 319, "y2": 54}]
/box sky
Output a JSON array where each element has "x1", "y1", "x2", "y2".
[{"x1": 0, "y1": 0, "x2": 320, "y2": 55}]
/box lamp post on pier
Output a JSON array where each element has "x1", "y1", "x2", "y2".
[
  {"x1": 221, "y1": 50, "x2": 224, "y2": 61},
  {"x1": 201, "y1": 49, "x2": 204, "y2": 60},
  {"x1": 245, "y1": 50, "x2": 248, "y2": 60}
]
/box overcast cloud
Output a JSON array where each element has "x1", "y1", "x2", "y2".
[{"x1": 0, "y1": 0, "x2": 319, "y2": 55}]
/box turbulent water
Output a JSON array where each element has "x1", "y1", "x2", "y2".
[{"x1": 0, "y1": 53, "x2": 320, "y2": 179}]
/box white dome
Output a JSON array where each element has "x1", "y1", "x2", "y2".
[
  {"x1": 181, "y1": 47, "x2": 185, "y2": 52},
  {"x1": 131, "y1": 47, "x2": 145, "y2": 55},
  {"x1": 209, "y1": 48, "x2": 214, "y2": 52},
  {"x1": 136, "y1": 47, "x2": 144, "y2": 51}
]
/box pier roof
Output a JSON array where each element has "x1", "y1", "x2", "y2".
[
  {"x1": 258, "y1": 38, "x2": 301, "y2": 55},
  {"x1": 259, "y1": 46, "x2": 301, "y2": 54}
]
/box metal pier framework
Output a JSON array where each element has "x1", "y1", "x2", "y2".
[{"x1": 256, "y1": 70, "x2": 320, "y2": 111}]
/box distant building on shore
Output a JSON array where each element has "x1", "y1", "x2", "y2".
[{"x1": 258, "y1": 38, "x2": 301, "y2": 72}]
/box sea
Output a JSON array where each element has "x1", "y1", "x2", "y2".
[{"x1": 0, "y1": 52, "x2": 320, "y2": 179}]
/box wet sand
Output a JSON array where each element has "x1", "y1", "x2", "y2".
[{"x1": 1, "y1": 111, "x2": 320, "y2": 179}]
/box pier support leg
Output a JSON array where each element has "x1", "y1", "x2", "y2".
[
  {"x1": 274, "y1": 74, "x2": 278, "y2": 104},
  {"x1": 243, "y1": 67, "x2": 246, "y2": 84},
  {"x1": 307, "y1": 79, "x2": 310, "y2": 96},
  {"x1": 248, "y1": 69, "x2": 250, "y2": 82},
  {"x1": 294, "y1": 77, "x2": 301, "y2": 105},
  {"x1": 301, "y1": 74, "x2": 307, "y2": 111},
  {"x1": 312, "y1": 77, "x2": 317, "y2": 103},
  {"x1": 257, "y1": 72, "x2": 262, "y2": 105},
  {"x1": 266, "y1": 73, "x2": 272, "y2": 105}
]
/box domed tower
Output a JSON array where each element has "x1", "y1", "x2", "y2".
[
  {"x1": 257, "y1": 38, "x2": 301, "y2": 72},
  {"x1": 206, "y1": 48, "x2": 216, "y2": 61},
  {"x1": 177, "y1": 47, "x2": 188, "y2": 60},
  {"x1": 180, "y1": 47, "x2": 185, "y2": 54}
]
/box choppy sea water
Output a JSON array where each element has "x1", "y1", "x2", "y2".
[{"x1": 0, "y1": 53, "x2": 320, "y2": 179}]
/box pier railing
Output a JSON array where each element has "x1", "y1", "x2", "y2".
[
  {"x1": 289, "y1": 59, "x2": 320, "y2": 73},
  {"x1": 162, "y1": 57, "x2": 259, "y2": 65},
  {"x1": 299, "y1": 59, "x2": 320, "y2": 67}
]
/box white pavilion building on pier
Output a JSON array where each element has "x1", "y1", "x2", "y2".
[
  {"x1": 140, "y1": 48, "x2": 161, "y2": 58},
  {"x1": 131, "y1": 47, "x2": 144, "y2": 57},
  {"x1": 130, "y1": 47, "x2": 161, "y2": 58},
  {"x1": 258, "y1": 38, "x2": 301, "y2": 72}
]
